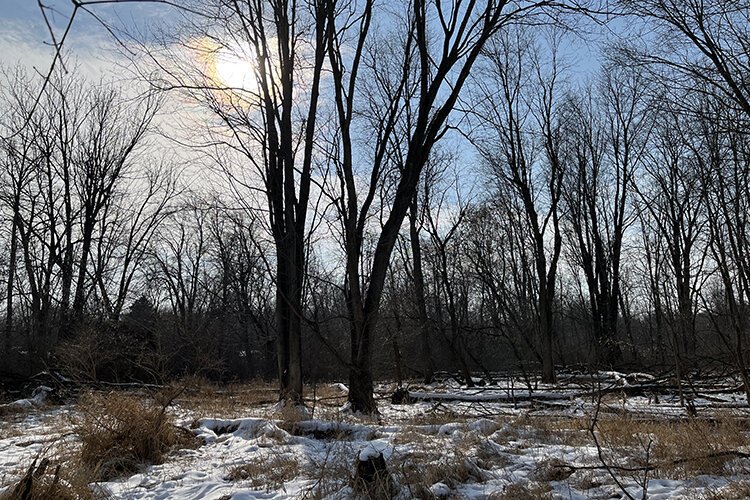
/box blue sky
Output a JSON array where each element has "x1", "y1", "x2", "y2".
[
  {"x1": 0, "y1": 0, "x2": 178, "y2": 74},
  {"x1": 1, "y1": 1, "x2": 615, "y2": 80}
]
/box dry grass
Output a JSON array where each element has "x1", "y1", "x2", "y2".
[
  {"x1": 73, "y1": 391, "x2": 196, "y2": 480},
  {"x1": 301, "y1": 441, "x2": 356, "y2": 499},
  {"x1": 0, "y1": 406, "x2": 28, "y2": 419},
  {"x1": 702, "y1": 480, "x2": 750, "y2": 499},
  {"x1": 304, "y1": 383, "x2": 348, "y2": 415},
  {"x1": 507, "y1": 415, "x2": 590, "y2": 447},
  {"x1": 574, "y1": 471, "x2": 604, "y2": 491},
  {"x1": 394, "y1": 430, "x2": 500, "y2": 497},
  {"x1": 0, "y1": 452, "x2": 104, "y2": 500},
  {"x1": 493, "y1": 413, "x2": 750, "y2": 479},
  {"x1": 168, "y1": 380, "x2": 352, "y2": 423},
  {"x1": 392, "y1": 425, "x2": 436, "y2": 445},
  {"x1": 227, "y1": 452, "x2": 300, "y2": 491},
  {"x1": 0, "y1": 424, "x2": 24, "y2": 441},
  {"x1": 489, "y1": 481, "x2": 552, "y2": 499},
  {"x1": 173, "y1": 378, "x2": 278, "y2": 419},
  {"x1": 530, "y1": 458, "x2": 574, "y2": 482},
  {"x1": 595, "y1": 416, "x2": 750, "y2": 477},
  {"x1": 398, "y1": 409, "x2": 474, "y2": 427}
]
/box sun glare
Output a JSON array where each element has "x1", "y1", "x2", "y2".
[
  {"x1": 214, "y1": 46, "x2": 257, "y2": 92},
  {"x1": 194, "y1": 38, "x2": 259, "y2": 104}
]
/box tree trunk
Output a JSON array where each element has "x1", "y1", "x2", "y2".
[
  {"x1": 4, "y1": 205, "x2": 19, "y2": 355},
  {"x1": 539, "y1": 288, "x2": 556, "y2": 383},
  {"x1": 275, "y1": 240, "x2": 303, "y2": 404},
  {"x1": 348, "y1": 320, "x2": 377, "y2": 414},
  {"x1": 409, "y1": 196, "x2": 434, "y2": 384},
  {"x1": 70, "y1": 214, "x2": 96, "y2": 335}
]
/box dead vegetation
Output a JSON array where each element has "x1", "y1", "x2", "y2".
[
  {"x1": 703, "y1": 480, "x2": 750, "y2": 499},
  {"x1": 0, "y1": 453, "x2": 102, "y2": 500},
  {"x1": 501, "y1": 414, "x2": 591, "y2": 447},
  {"x1": 227, "y1": 452, "x2": 300, "y2": 491},
  {"x1": 73, "y1": 391, "x2": 196, "y2": 480},
  {"x1": 392, "y1": 427, "x2": 505, "y2": 497},
  {"x1": 4, "y1": 376, "x2": 750, "y2": 498},
  {"x1": 301, "y1": 441, "x2": 356, "y2": 499},
  {"x1": 489, "y1": 481, "x2": 552, "y2": 499},
  {"x1": 595, "y1": 416, "x2": 750, "y2": 477},
  {"x1": 172, "y1": 377, "x2": 278, "y2": 419}
]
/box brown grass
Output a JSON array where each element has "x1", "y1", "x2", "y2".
[
  {"x1": 508, "y1": 415, "x2": 590, "y2": 447},
  {"x1": 304, "y1": 383, "x2": 349, "y2": 415},
  {"x1": 493, "y1": 413, "x2": 750, "y2": 479},
  {"x1": 301, "y1": 441, "x2": 356, "y2": 499},
  {"x1": 0, "y1": 454, "x2": 103, "y2": 500},
  {"x1": 174, "y1": 379, "x2": 278, "y2": 418},
  {"x1": 595, "y1": 416, "x2": 750, "y2": 477},
  {"x1": 489, "y1": 481, "x2": 552, "y2": 500},
  {"x1": 702, "y1": 480, "x2": 750, "y2": 499},
  {"x1": 227, "y1": 452, "x2": 300, "y2": 491},
  {"x1": 392, "y1": 425, "x2": 436, "y2": 445},
  {"x1": 530, "y1": 458, "x2": 573, "y2": 482},
  {"x1": 73, "y1": 391, "x2": 196, "y2": 480},
  {"x1": 394, "y1": 430, "x2": 494, "y2": 497},
  {"x1": 398, "y1": 409, "x2": 475, "y2": 427}
]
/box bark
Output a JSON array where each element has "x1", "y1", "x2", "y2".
[
  {"x1": 4, "y1": 201, "x2": 19, "y2": 354},
  {"x1": 409, "y1": 195, "x2": 434, "y2": 384}
]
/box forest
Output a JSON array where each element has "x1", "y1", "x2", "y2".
[{"x1": 1, "y1": 1, "x2": 750, "y2": 498}]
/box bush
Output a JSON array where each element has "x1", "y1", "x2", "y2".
[
  {"x1": 74, "y1": 391, "x2": 194, "y2": 480},
  {"x1": 0, "y1": 456, "x2": 101, "y2": 500}
]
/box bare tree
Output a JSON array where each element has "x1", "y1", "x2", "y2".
[
  {"x1": 422, "y1": 169, "x2": 475, "y2": 386},
  {"x1": 92, "y1": 163, "x2": 178, "y2": 321},
  {"x1": 562, "y1": 65, "x2": 651, "y2": 367},
  {"x1": 68, "y1": 86, "x2": 160, "y2": 330},
  {"x1": 635, "y1": 100, "x2": 709, "y2": 400},
  {"x1": 324, "y1": 0, "x2": 575, "y2": 413},
  {"x1": 468, "y1": 27, "x2": 566, "y2": 383},
  {"x1": 694, "y1": 99, "x2": 750, "y2": 402},
  {"x1": 619, "y1": 0, "x2": 750, "y2": 122},
  {"x1": 0, "y1": 68, "x2": 43, "y2": 356},
  {"x1": 139, "y1": 0, "x2": 329, "y2": 404}
]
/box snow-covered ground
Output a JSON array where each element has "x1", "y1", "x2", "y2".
[{"x1": 2, "y1": 371, "x2": 750, "y2": 499}]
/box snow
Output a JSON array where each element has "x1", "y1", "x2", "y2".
[
  {"x1": 0, "y1": 385, "x2": 53, "y2": 412},
  {"x1": 2, "y1": 376, "x2": 750, "y2": 499},
  {"x1": 333, "y1": 383, "x2": 349, "y2": 394},
  {"x1": 358, "y1": 440, "x2": 391, "y2": 461},
  {"x1": 429, "y1": 481, "x2": 451, "y2": 497}
]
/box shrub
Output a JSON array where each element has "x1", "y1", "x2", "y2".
[
  {"x1": 74, "y1": 391, "x2": 194, "y2": 480},
  {"x1": 0, "y1": 456, "x2": 102, "y2": 500}
]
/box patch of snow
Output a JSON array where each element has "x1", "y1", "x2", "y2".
[
  {"x1": 438, "y1": 419, "x2": 501, "y2": 436},
  {"x1": 429, "y1": 482, "x2": 451, "y2": 497},
  {"x1": 1, "y1": 386, "x2": 53, "y2": 412},
  {"x1": 358, "y1": 440, "x2": 392, "y2": 461},
  {"x1": 333, "y1": 383, "x2": 349, "y2": 394},
  {"x1": 467, "y1": 418, "x2": 501, "y2": 436},
  {"x1": 197, "y1": 417, "x2": 289, "y2": 443}
]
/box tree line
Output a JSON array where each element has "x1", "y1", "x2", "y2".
[{"x1": 1, "y1": 0, "x2": 749, "y2": 413}]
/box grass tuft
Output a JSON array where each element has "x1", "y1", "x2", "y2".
[{"x1": 73, "y1": 391, "x2": 196, "y2": 480}]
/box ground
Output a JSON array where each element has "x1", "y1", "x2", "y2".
[{"x1": 2, "y1": 371, "x2": 750, "y2": 499}]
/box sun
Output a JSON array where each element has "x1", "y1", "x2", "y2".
[
  {"x1": 193, "y1": 38, "x2": 259, "y2": 103},
  {"x1": 214, "y1": 45, "x2": 257, "y2": 92}
]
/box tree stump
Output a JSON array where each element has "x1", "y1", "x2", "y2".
[{"x1": 354, "y1": 450, "x2": 393, "y2": 498}]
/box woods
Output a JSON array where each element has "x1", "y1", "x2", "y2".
[{"x1": 1, "y1": 0, "x2": 750, "y2": 418}]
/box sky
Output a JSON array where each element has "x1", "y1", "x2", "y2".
[
  {"x1": 0, "y1": 0, "x2": 624, "y2": 230},
  {"x1": 0, "y1": 0, "x2": 632, "y2": 272},
  {"x1": 0, "y1": 0, "x2": 180, "y2": 78},
  {"x1": 0, "y1": 0, "x2": 618, "y2": 84}
]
